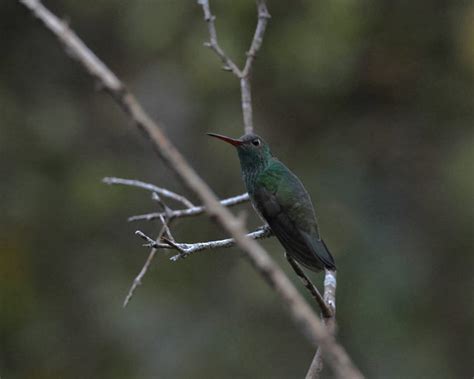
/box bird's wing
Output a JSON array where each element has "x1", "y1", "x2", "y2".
[{"x1": 253, "y1": 160, "x2": 335, "y2": 269}]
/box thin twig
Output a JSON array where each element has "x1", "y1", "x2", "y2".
[
  {"x1": 123, "y1": 217, "x2": 174, "y2": 308},
  {"x1": 136, "y1": 226, "x2": 273, "y2": 261},
  {"x1": 242, "y1": 0, "x2": 271, "y2": 78},
  {"x1": 128, "y1": 192, "x2": 250, "y2": 222},
  {"x1": 103, "y1": 177, "x2": 194, "y2": 208},
  {"x1": 197, "y1": 0, "x2": 241, "y2": 76},
  {"x1": 19, "y1": 1, "x2": 363, "y2": 377},
  {"x1": 240, "y1": 0, "x2": 270, "y2": 134},
  {"x1": 285, "y1": 254, "x2": 333, "y2": 319},
  {"x1": 123, "y1": 248, "x2": 157, "y2": 308},
  {"x1": 151, "y1": 193, "x2": 175, "y2": 236},
  {"x1": 198, "y1": 0, "x2": 270, "y2": 134}
]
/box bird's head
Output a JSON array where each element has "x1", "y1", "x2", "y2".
[{"x1": 207, "y1": 132, "x2": 272, "y2": 170}]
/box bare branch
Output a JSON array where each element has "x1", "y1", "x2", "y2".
[
  {"x1": 131, "y1": 225, "x2": 270, "y2": 305},
  {"x1": 123, "y1": 247, "x2": 158, "y2": 308},
  {"x1": 151, "y1": 193, "x2": 175, "y2": 236},
  {"x1": 20, "y1": 0, "x2": 122, "y2": 92},
  {"x1": 197, "y1": 0, "x2": 241, "y2": 77},
  {"x1": 240, "y1": 0, "x2": 271, "y2": 134},
  {"x1": 198, "y1": 0, "x2": 270, "y2": 134},
  {"x1": 135, "y1": 229, "x2": 161, "y2": 246},
  {"x1": 285, "y1": 255, "x2": 333, "y2": 319},
  {"x1": 103, "y1": 177, "x2": 195, "y2": 208},
  {"x1": 307, "y1": 346, "x2": 324, "y2": 379},
  {"x1": 136, "y1": 225, "x2": 272, "y2": 261},
  {"x1": 240, "y1": 77, "x2": 253, "y2": 135},
  {"x1": 19, "y1": 1, "x2": 363, "y2": 377},
  {"x1": 242, "y1": 0, "x2": 271, "y2": 78},
  {"x1": 128, "y1": 192, "x2": 250, "y2": 222},
  {"x1": 306, "y1": 270, "x2": 338, "y2": 379},
  {"x1": 123, "y1": 216, "x2": 174, "y2": 308}
]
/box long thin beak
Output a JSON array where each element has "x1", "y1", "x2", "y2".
[{"x1": 207, "y1": 133, "x2": 242, "y2": 146}]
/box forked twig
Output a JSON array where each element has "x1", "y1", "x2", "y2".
[
  {"x1": 136, "y1": 226, "x2": 273, "y2": 261},
  {"x1": 197, "y1": 0, "x2": 270, "y2": 133}
]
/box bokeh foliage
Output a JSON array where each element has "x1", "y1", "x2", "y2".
[{"x1": 1, "y1": 1, "x2": 473, "y2": 378}]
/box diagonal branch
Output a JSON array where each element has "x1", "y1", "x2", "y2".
[
  {"x1": 123, "y1": 215, "x2": 174, "y2": 308},
  {"x1": 197, "y1": 0, "x2": 241, "y2": 77},
  {"x1": 19, "y1": 1, "x2": 363, "y2": 377},
  {"x1": 285, "y1": 254, "x2": 333, "y2": 319},
  {"x1": 242, "y1": 0, "x2": 271, "y2": 78}
]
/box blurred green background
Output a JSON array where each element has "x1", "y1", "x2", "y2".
[{"x1": 1, "y1": 0, "x2": 473, "y2": 378}]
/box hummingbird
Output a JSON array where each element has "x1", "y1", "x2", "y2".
[{"x1": 208, "y1": 132, "x2": 336, "y2": 272}]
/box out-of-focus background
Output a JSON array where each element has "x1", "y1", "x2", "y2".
[{"x1": 1, "y1": 1, "x2": 473, "y2": 378}]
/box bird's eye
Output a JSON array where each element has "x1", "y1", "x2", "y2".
[{"x1": 252, "y1": 138, "x2": 261, "y2": 147}]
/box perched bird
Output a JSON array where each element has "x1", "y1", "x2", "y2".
[{"x1": 208, "y1": 132, "x2": 336, "y2": 272}]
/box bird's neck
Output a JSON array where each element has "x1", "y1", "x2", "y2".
[{"x1": 238, "y1": 153, "x2": 271, "y2": 193}]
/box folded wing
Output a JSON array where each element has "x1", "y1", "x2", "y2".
[{"x1": 252, "y1": 160, "x2": 336, "y2": 271}]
